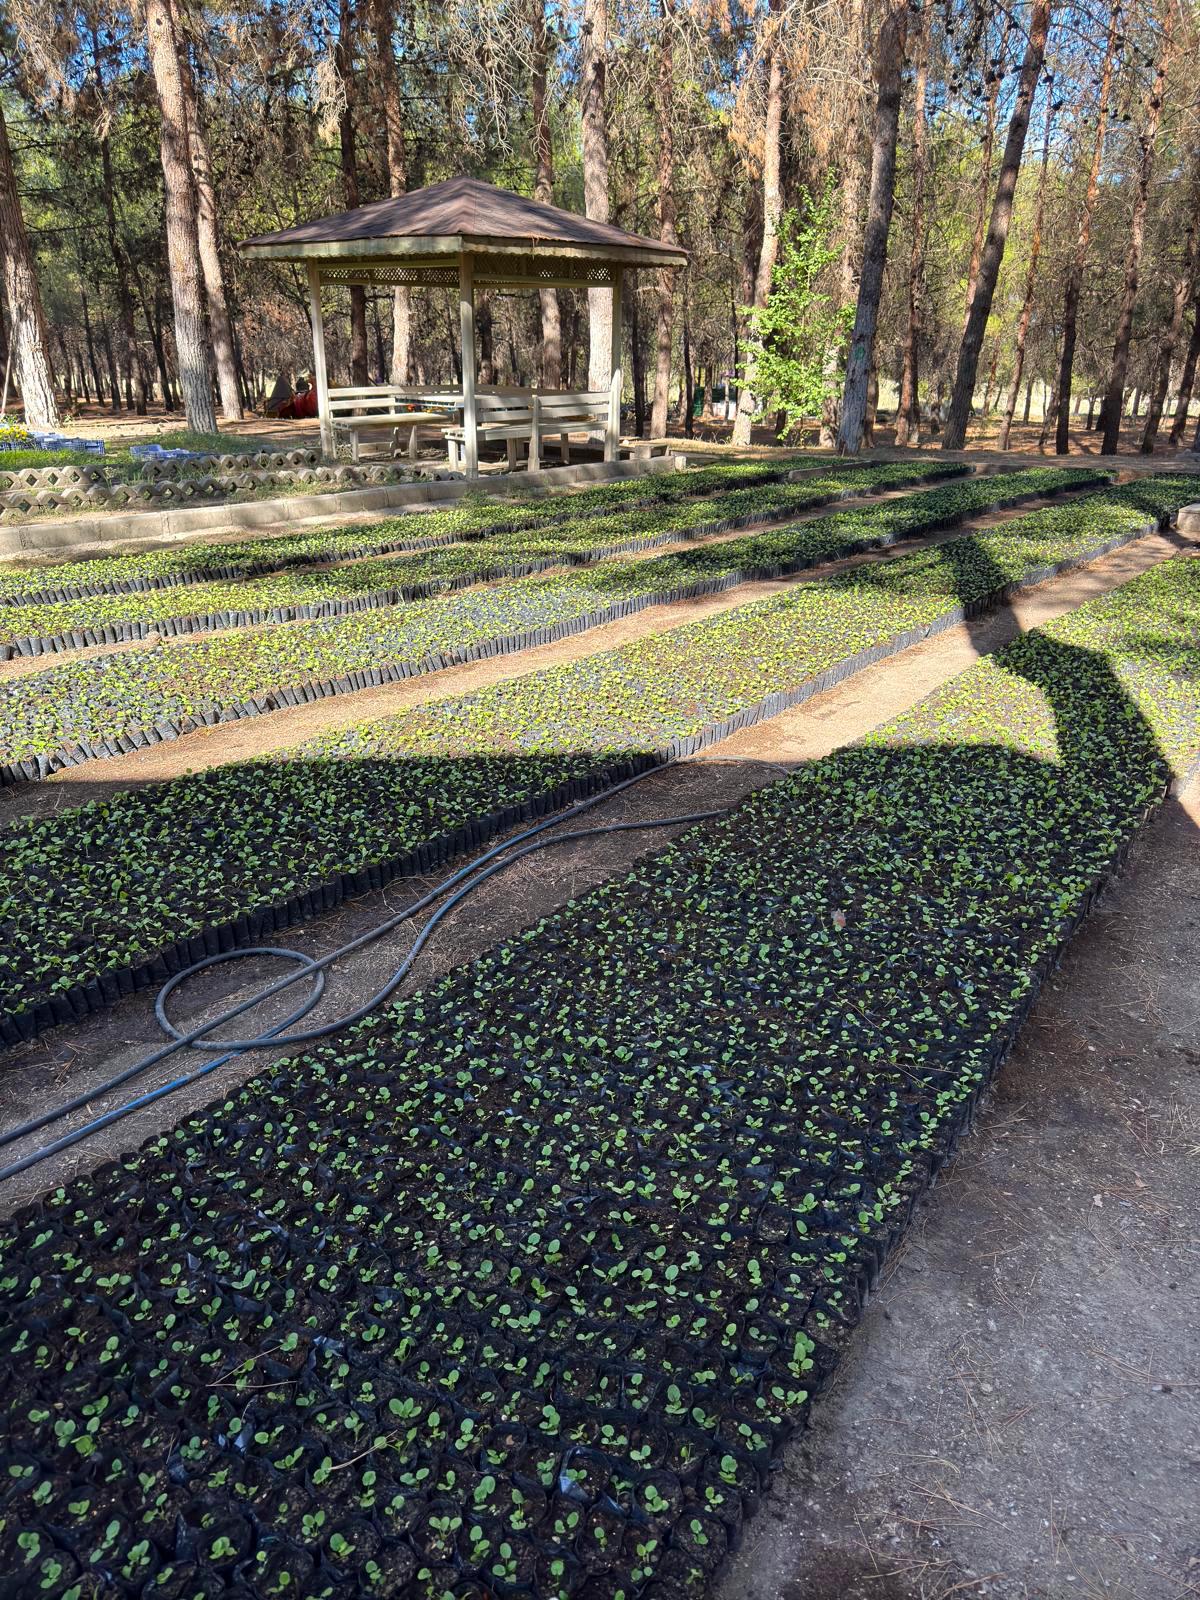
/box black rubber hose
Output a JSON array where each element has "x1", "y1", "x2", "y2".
[{"x1": 0, "y1": 765, "x2": 719, "y2": 1184}]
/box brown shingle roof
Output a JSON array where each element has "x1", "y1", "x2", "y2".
[{"x1": 241, "y1": 176, "x2": 686, "y2": 263}]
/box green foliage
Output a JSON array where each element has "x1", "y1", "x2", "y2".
[
  {"x1": 0, "y1": 467, "x2": 1052, "y2": 771},
  {"x1": 742, "y1": 181, "x2": 851, "y2": 437},
  {"x1": 1, "y1": 472, "x2": 1185, "y2": 1038},
  {"x1": 2, "y1": 533, "x2": 1200, "y2": 1594}
]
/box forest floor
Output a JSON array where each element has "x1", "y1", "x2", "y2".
[{"x1": 37, "y1": 398, "x2": 1200, "y2": 466}]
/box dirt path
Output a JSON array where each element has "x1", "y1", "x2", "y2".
[
  {"x1": 0, "y1": 493, "x2": 1164, "y2": 827},
  {"x1": 713, "y1": 780, "x2": 1200, "y2": 1600}
]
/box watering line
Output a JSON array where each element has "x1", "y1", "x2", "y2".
[{"x1": 0, "y1": 764, "x2": 721, "y2": 1184}]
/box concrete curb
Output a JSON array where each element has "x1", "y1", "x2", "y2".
[{"x1": 0, "y1": 455, "x2": 684, "y2": 560}]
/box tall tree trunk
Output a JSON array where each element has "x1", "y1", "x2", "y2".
[
  {"x1": 837, "y1": 0, "x2": 908, "y2": 454},
  {"x1": 962, "y1": 12, "x2": 1011, "y2": 324},
  {"x1": 1169, "y1": 284, "x2": 1200, "y2": 445},
  {"x1": 894, "y1": 1, "x2": 930, "y2": 449},
  {"x1": 820, "y1": 133, "x2": 866, "y2": 444},
  {"x1": 581, "y1": 0, "x2": 612, "y2": 391},
  {"x1": 732, "y1": 0, "x2": 784, "y2": 448},
  {"x1": 372, "y1": 0, "x2": 411, "y2": 384},
  {"x1": 96, "y1": 84, "x2": 146, "y2": 416},
  {"x1": 336, "y1": 0, "x2": 369, "y2": 386},
  {"x1": 1141, "y1": 161, "x2": 1200, "y2": 452},
  {"x1": 100, "y1": 319, "x2": 121, "y2": 410},
  {"x1": 942, "y1": 0, "x2": 1050, "y2": 452},
  {"x1": 1101, "y1": 14, "x2": 1174, "y2": 455},
  {"x1": 0, "y1": 101, "x2": 59, "y2": 427},
  {"x1": 531, "y1": 0, "x2": 562, "y2": 389},
  {"x1": 80, "y1": 290, "x2": 104, "y2": 403},
  {"x1": 143, "y1": 0, "x2": 216, "y2": 432},
  {"x1": 1054, "y1": 2, "x2": 1118, "y2": 453},
  {"x1": 999, "y1": 109, "x2": 1052, "y2": 450},
  {"x1": 173, "y1": 13, "x2": 243, "y2": 420},
  {"x1": 629, "y1": 274, "x2": 646, "y2": 436},
  {"x1": 140, "y1": 270, "x2": 176, "y2": 409},
  {"x1": 650, "y1": 0, "x2": 679, "y2": 440},
  {"x1": 682, "y1": 293, "x2": 695, "y2": 439}
]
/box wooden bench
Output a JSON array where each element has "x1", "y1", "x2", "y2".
[
  {"x1": 444, "y1": 391, "x2": 611, "y2": 472},
  {"x1": 327, "y1": 386, "x2": 462, "y2": 462}
]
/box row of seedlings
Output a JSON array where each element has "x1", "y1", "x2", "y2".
[
  {"x1": 0, "y1": 468, "x2": 1114, "y2": 780},
  {"x1": 0, "y1": 455, "x2": 888, "y2": 610},
  {"x1": 1, "y1": 474, "x2": 1195, "y2": 1042},
  {"x1": 0, "y1": 463, "x2": 981, "y2": 659},
  {"x1": 2, "y1": 553, "x2": 1200, "y2": 1596}
]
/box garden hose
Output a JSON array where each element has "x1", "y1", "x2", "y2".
[{"x1": 0, "y1": 765, "x2": 720, "y2": 1185}]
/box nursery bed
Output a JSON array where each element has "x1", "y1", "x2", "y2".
[
  {"x1": 2, "y1": 476, "x2": 1196, "y2": 1044},
  {"x1": 0, "y1": 469, "x2": 1108, "y2": 782},
  {"x1": 0, "y1": 463, "x2": 975, "y2": 661},
  {"x1": 0, "y1": 456, "x2": 922, "y2": 612},
  {"x1": 2, "y1": 552, "x2": 1199, "y2": 1598}
]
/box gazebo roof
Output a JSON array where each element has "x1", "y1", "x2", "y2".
[{"x1": 241, "y1": 177, "x2": 687, "y2": 269}]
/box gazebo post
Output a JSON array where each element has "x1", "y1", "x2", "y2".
[
  {"x1": 306, "y1": 263, "x2": 334, "y2": 459},
  {"x1": 605, "y1": 267, "x2": 624, "y2": 462},
  {"x1": 458, "y1": 252, "x2": 479, "y2": 478}
]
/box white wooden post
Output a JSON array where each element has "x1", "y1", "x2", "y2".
[
  {"x1": 529, "y1": 392, "x2": 541, "y2": 473},
  {"x1": 458, "y1": 252, "x2": 478, "y2": 478},
  {"x1": 306, "y1": 263, "x2": 334, "y2": 459},
  {"x1": 606, "y1": 267, "x2": 624, "y2": 462}
]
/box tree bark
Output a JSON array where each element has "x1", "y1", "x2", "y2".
[
  {"x1": 942, "y1": 0, "x2": 1050, "y2": 452},
  {"x1": 143, "y1": 0, "x2": 216, "y2": 432},
  {"x1": 1101, "y1": 13, "x2": 1174, "y2": 455},
  {"x1": 173, "y1": 9, "x2": 243, "y2": 420},
  {"x1": 894, "y1": 1, "x2": 930, "y2": 448},
  {"x1": 732, "y1": 0, "x2": 785, "y2": 448},
  {"x1": 962, "y1": 12, "x2": 1010, "y2": 325},
  {"x1": 1053, "y1": 2, "x2": 1118, "y2": 453},
  {"x1": 1169, "y1": 281, "x2": 1200, "y2": 445},
  {"x1": 0, "y1": 100, "x2": 59, "y2": 427},
  {"x1": 80, "y1": 289, "x2": 105, "y2": 404},
  {"x1": 837, "y1": 0, "x2": 908, "y2": 454},
  {"x1": 650, "y1": 0, "x2": 679, "y2": 440},
  {"x1": 999, "y1": 109, "x2": 1052, "y2": 450},
  {"x1": 1140, "y1": 159, "x2": 1200, "y2": 452},
  {"x1": 372, "y1": 0, "x2": 411, "y2": 384},
  {"x1": 94, "y1": 38, "x2": 146, "y2": 417},
  {"x1": 629, "y1": 273, "x2": 646, "y2": 436},
  {"x1": 531, "y1": 0, "x2": 562, "y2": 389},
  {"x1": 581, "y1": 0, "x2": 612, "y2": 391},
  {"x1": 336, "y1": 0, "x2": 370, "y2": 386}
]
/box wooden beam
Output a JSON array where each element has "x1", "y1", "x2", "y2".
[
  {"x1": 606, "y1": 267, "x2": 624, "y2": 462},
  {"x1": 459, "y1": 252, "x2": 479, "y2": 478},
  {"x1": 307, "y1": 262, "x2": 334, "y2": 459}
]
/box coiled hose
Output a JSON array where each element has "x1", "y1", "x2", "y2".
[{"x1": 0, "y1": 766, "x2": 720, "y2": 1185}]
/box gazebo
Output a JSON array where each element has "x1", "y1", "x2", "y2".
[{"x1": 242, "y1": 177, "x2": 687, "y2": 476}]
